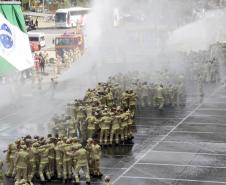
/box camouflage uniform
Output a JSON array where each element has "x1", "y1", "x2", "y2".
[
  {"x1": 55, "y1": 141, "x2": 63, "y2": 179},
  {"x1": 48, "y1": 141, "x2": 55, "y2": 178},
  {"x1": 62, "y1": 140, "x2": 72, "y2": 181},
  {"x1": 85, "y1": 138, "x2": 94, "y2": 175},
  {"x1": 38, "y1": 144, "x2": 51, "y2": 182},
  {"x1": 154, "y1": 85, "x2": 165, "y2": 110},
  {"x1": 110, "y1": 112, "x2": 120, "y2": 145},
  {"x1": 15, "y1": 146, "x2": 29, "y2": 181},
  {"x1": 6, "y1": 142, "x2": 17, "y2": 177},
  {"x1": 28, "y1": 143, "x2": 39, "y2": 182},
  {"x1": 0, "y1": 160, "x2": 4, "y2": 185},
  {"x1": 99, "y1": 114, "x2": 112, "y2": 145},
  {"x1": 74, "y1": 147, "x2": 90, "y2": 184},
  {"x1": 92, "y1": 141, "x2": 102, "y2": 177}
]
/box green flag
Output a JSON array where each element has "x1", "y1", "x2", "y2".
[{"x1": 0, "y1": 2, "x2": 33, "y2": 75}]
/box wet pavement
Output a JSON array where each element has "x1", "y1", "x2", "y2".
[{"x1": 1, "y1": 84, "x2": 226, "y2": 185}]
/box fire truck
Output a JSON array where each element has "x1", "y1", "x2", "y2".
[{"x1": 54, "y1": 29, "x2": 84, "y2": 58}]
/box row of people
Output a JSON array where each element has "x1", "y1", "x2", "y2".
[
  {"x1": 108, "y1": 72, "x2": 186, "y2": 109},
  {"x1": 49, "y1": 81, "x2": 137, "y2": 145},
  {"x1": 4, "y1": 135, "x2": 102, "y2": 185}
]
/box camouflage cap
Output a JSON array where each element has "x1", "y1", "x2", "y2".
[
  {"x1": 20, "y1": 145, "x2": 27, "y2": 150},
  {"x1": 77, "y1": 144, "x2": 82, "y2": 149},
  {"x1": 32, "y1": 143, "x2": 39, "y2": 147},
  {"x1": 72, "y1": 137, "x2": 78, "y2": 142},
  {"x1": 19, "y1": 179, "x2": 27, "y2": 184},
  {"x1": 87, "y1": 138, "x2": 93, "y2": 142}
]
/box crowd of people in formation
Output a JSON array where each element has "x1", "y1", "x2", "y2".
[
  {"x1": 185, "y1": 51, "x2": 221, "y2": 99},
  {"x1": 49, "y1": 81, "x2": 136, "y2": 146},
  {"x1": 187, "y1": 51, "x2": 220, "y2": 83},
  {"x1": 4, "y1": 134, "x2": 102, "y2": 185},
  {"x1": 107, "y1": 71, "x2": 187, "y2": 110},
  {"x1": 56, "y1": 48, "x2": 81, "y2": 69}
]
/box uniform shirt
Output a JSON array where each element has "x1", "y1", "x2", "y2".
[
  {"x1": 111, "y1": 115, "x2": 120, "y2": 130},
  {"x1": 63, "y1": 144, "x2": 72, "y2": 162},
  {"x1": 86, "y1": 115, "x2": 97, "y2": 130},
  {"x1": 39, "y1": 145, "x2": 49, "y2": 164},
  {"x1": 7, "y1": 143, "x2": 17, "y2": 161},
  {"x1": 0, "y1": 160, "x2": 3, "y2": 179},
  {"x1": 99, "y1": 116, "x2": 112, "y2": 130},
  {"x1": 15, "y1": 150, "x2": 29, "y2": 168},
  {"x1": 74, "y1": 148, "x2": 88, "y2": 167},
  {"x1": 92, "y1": 144, "x2": 101, "y2": 161}
]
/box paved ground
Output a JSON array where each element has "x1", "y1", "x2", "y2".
[
  {"x1": 110, "y1": 86, "x2": 226, "y2": 185},
  {"x1": 2, "y1": 81, "x2": 225, "y2": 185}
]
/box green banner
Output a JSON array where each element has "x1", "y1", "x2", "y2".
[{"x1": 0, "y1": 2, "x2": 27, "y2": 75}]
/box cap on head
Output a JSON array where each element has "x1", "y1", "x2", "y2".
[
  {"x1": 66, "y1": 139, "x2": 71, "y2": 144},
  {"x1": 32, "y1": 143, "x2": 39, "y2": 147},
  {"x1": 104, "y1": 176, "x2": 110, "y2": 182},
  {"x1": 87, "y1": 138, "x2": 93, "y2": 142},
  {"x1": 72, "y1": 136, "x2": 78, "y2": 140},
  {"x1": 78, "y1": 144, "x2": 82, "y2": 149},
  {"x1": 19, "y1": 179, "x2": 27, "y2": 184},
  {"x1": 20, "y1": 145, "x2": 27, "y2": 150}
]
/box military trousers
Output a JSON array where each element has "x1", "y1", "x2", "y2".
[
  {"x1": 87, "y1": 128, "x2": 95, "y2": 139},
  {"x1": 56, "y1": 160, "x2": 63, "y2": 178},
  {"x1": 93, "y1": 159, "x2": 101, "y2": 176},
  {"x1": 39, "y1": 162, "x2": 51, "y2": 181},
  {"x1": 6, "y1": 158, "x2": 15, "y2": 177},
  {"x1": 15, "y1": 167, "x2": 27, "y2": 181},
  {"x1": 100, "y1": 129, "x2": 109, "y2": 144},
  {"x1": 74, "y1": 164, "x2": 90, "y2": 183},
  {"x1": 63, "y1": 160, "x2": 72, "y2": 179},
  {"x1": 110, "y1": 128, "x2": 120, "y2": 144},
  {"x1": 28, "y1": 160, "x2": 37, "y2": 181}
]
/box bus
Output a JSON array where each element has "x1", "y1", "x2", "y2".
[{"x1": 55, "y1": 7, "x2": 90, "y2": 28}]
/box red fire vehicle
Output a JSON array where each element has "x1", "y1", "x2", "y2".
[{"x1": 55, "y1": 30, "x2": 84, "y2": 58}]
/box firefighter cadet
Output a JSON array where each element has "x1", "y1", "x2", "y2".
[{"x1": 0, "y1": 160, "x2": 4, "y2": 185}]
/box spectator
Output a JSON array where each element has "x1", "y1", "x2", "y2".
[
  {"x1": 34, "y1": 53, "x2": 40, "y2": 73},
  {"x1": 35, "y1": 18, "x2": 38, "y2": 27},
  {"x1": 39, "y1": 52, "x2": 45, "y2": 73}
]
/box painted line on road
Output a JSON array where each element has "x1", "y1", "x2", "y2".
[
  {"x1": 158, "y1": 140, "x2": 226, "y2": 144},
  {"x1": 135, "y1": 124, "x2": 174, "y2": 128},
  {"x1": 112, "y1": 86, "x2": 222, "y2": 184},
  {"x1": 203, "y1": 101, "x2": 226, "y2": 104},
  {"x1": 100, "y1": 167, "x2": 127, "y2": 170},
  {"x1": 173, "y1": 131, "x2": 226, "y2": 134},
  {"x1": 137, "y1": 162, "x2": 226, "y2": 169},
  {"x1": 183, "y1": 122, "x2": 226, "y2": 126},
  {"x1": 121, "y1": 176, "x2": 226, "y2": 184},
  {"x1": 150, "y1": 150, "x2": 226, "y2": 156},
  {"x1": 199, "y1": 108, "x2": 226, "y2": 111},
  {"x1": 135, "y1": 117, "x2": 183, "y2": 120},
  {"x1": 192, "y1": 114, "x2": 226, "y2": 118}
]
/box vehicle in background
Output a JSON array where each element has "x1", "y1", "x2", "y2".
[
  {"x1": 55, "y1": 7, "x2": 90, "y2": 28},
  {"x1": 24, "y1": 15, "x2": 36, "y2": 31},
  {"x1": 28, "y1": 32, "x2": 46, "y2": 48},
  {"x1": 54, "y1": 31, "x2": 84, "y2": 58},
  {"x1": 30, "y1": 42, "x2": 41, "y2": 52}
]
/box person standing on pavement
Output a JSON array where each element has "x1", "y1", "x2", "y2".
[
  {"x1": 0, "y1": 160, "x2": 4, "y2": 185},
  {"x1": 50, "y1": 78, "x2": 58, "y2": 99},
  {"x1": 39, "y1": 53, "x2": 45, "y2": 73},
  {"x1": 35, "y1": 18, "x2": 38, "y2": 28}
]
